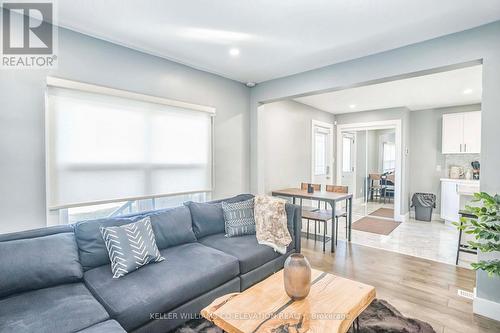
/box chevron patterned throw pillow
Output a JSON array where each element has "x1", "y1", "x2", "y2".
[
  {"x1": 100, "y1": 217, "x2": 164, "y2": 278},
  {"x1": 222, "y1": 198, "x2": 256, "y2": 237}
]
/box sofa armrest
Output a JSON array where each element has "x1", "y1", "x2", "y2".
[{"x1": 285, "y1": 203, "x2": 302, "y2": 253}]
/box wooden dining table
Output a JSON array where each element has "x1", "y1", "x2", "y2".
[{"x1": 271, "y1": 188, "x2": 353, "y2": 252}]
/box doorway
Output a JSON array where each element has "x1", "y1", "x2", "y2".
[
  {"x1": 336, "y1": 120, "x2": 402, "y2": 221},
  {"x1": 341, "y1": 132, "x2": 356, "y2": 192},
  {"x1": 311, "y1": 120, "x2": 334, "y2": 186}
]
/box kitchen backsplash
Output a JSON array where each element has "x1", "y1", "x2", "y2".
[{"x1": 444, "y1": 154, "x2": 480, "y2": 178}]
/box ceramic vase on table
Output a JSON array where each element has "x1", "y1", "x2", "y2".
[{"x1": 283, "y1": 253, "x2": 311, "y2": 300}]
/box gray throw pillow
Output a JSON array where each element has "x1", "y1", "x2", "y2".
[
  {"x1": 222, "y1": 198, "x2": 256, "y2": 237},
  {"x1": 100, "y1": 217, "x2": 164, "y2": 278}
]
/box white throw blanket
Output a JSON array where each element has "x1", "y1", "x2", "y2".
[{"x1": 253, "y1": 195, "x2": 292, "y2": 254}]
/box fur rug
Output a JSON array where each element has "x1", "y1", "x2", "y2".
[{"x1": 171, "y1": 299, "x2": 435, "y2": 333}]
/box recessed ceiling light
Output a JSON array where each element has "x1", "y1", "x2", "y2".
[
  {"x1": 349, "y1": 104, "x2": 356, "y2": 109},
  {"x1": 229, "y1": 48, "x2": 240, "y2": 56},
  {"x1": 463, "y1": 88, "x2": 473, "y2": 94}
]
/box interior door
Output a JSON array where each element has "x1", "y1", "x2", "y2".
[
  {"x1": 341, "y1": 133, "x2": 355, "y2": 190},
  {"x1": 312, "y1": 123, "x2": 333, "y2": 186}
]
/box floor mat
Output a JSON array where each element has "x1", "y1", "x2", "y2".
[
  {"x1": 352, "y1": 216, "x2": 400, "y2": 235},
  {"x1": 368, "y1": 207, "x2": 394, "y2": 218}
]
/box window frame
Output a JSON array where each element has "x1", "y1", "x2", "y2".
[
  {"x1": 45, "y1": 77, "x2": 215, "y2": 225},
  {"x1": 382, "y1": 141, "x2": 396, "y2": 172}
]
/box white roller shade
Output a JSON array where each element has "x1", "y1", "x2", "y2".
[{"x1": 46, "y1": 83, "x2": 213, "y2": 209}]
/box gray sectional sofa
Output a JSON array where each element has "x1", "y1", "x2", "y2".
[{"x1": 0, "y1": 194, "x2": 301, "y2": 333}]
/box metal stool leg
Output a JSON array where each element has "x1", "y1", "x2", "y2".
[
  {"x1": 314, "y1": 221, "x2": 317, "y2": 241},
  {"x1": 456, "y1": 226, "x2": 463, "y2": 265}
]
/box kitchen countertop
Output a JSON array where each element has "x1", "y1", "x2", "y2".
[{"x1": 440, "y1": 178, "x2": 480, "y2": 185}]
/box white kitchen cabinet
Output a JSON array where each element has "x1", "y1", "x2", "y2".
[
  {"x1": 441, "y1": 180, "x2": 460, "y2": 222},
  {"x1": 440, "y1": 179, "x2": 480, "y2": 223},
  {"x1": 463, "y1": 112, "x2": 481, "y2": 153},
  {"x1": 442, "y1": 111, "x2": 481, "y2": 154},
  {"x1": 442, "y1": 113, "x2": 463, "y2": 154}
]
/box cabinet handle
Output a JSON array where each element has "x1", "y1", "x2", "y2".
[
  {"x1": 459, "y1": 144, "x2": 462, "y2": 152},
  {"x1": 464, "y1": 143, "x2": 467, "y2": 152}
]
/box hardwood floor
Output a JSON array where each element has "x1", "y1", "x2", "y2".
[{"x1": 301, "y1": 238, "x2": 500, "y2": 333}]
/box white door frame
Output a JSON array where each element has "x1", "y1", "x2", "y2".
[
  {"x1": 340, "y1": 132, "x2": 357, "y2": 199},
  {"x1": 311, "y1": 119, "x2": 334, "y2": 184},
  {"x1": 336, "y1": 119, "x2": 402, "y2": 221}
]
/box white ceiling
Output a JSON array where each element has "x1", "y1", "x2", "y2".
[
  {"x1": 294, "y1": 65, "x2": 482, "y2": 113},
  {"x1": 54, "y1": 0, "x2": 500, "y2": 83}
]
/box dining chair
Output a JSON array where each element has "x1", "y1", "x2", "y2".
[
  {"x1": 299, "y1": 182, "x2": 323, "y2": 247},
  {"x1": 322, "y1": 185, "x2": 349, "y2": 246},
  {"x1": 383, "y1": 173, "x2": 395, "y2": 203},
  {"x1": 368, "y1": 174, "x2": 385, "y2": 202},
  {"x1": 304, "y1": 185, "x2": 348, "y2": 251},
  {"x1": 299, "y1": 182, "x2": 322, "y2": 211}
]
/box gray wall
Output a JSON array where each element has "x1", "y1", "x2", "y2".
[
  {"x1": 260, "y1": 100, "x2": 335, "y2": 193},
  {"x1": 249, "y1": 21, "x2": 500, "y2": 306},
  {"x1": 409, "y1": 104, "x2": 481, "y2": 214},
  {"x1": 0, "y1": 26, "x2": 250, "y2": 234}
]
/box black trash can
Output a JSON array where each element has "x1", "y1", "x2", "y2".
[{"x1": 411, "y1": 193, "x2": 436, "y2": 222}]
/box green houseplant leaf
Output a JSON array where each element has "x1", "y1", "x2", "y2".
[{"x1": 458, "y1": 192, "x2": 500, "y2": 277}]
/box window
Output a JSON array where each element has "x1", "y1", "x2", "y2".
[
  {"x1": 314, "y1": 131, "x2": 327, "y2": 175},
  {"x1": 46, "y1": 82, "x2": 214, "y2": 213},
  {"x1": 382, "y1": 142, "x2": 396, "y2": 172},
  {"x1": 342, "y1": 137, "x2": 352, "y2": 172},
  {"x1": 66, "y1": 192, "x2": 208, "y2": 224}
]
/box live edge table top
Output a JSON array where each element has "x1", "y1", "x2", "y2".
[{"x1": 201, "y1": 269, "x2": 376, "y2": 333}]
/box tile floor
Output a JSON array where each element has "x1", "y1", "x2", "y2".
[{"x1": 304, "y1": 199, "x2": 477, "y2": 269}]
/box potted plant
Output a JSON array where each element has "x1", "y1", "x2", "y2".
[{"x1": 454, "y1": 192, "x2": 500, "y2": 277}]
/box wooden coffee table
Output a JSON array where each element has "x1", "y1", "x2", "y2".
[{"x1": 201, "y1": 269, "x2": 376, "y2": 333}]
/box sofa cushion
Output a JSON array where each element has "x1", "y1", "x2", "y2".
[
  {"x1": 147, "y1": 206, "x2": 196, "y2": 250},
  {"x1": 0, "y1": 232, "x2": 83, "y2": 298},
  {"x1": 185, "y1": 194, "x2": 255, "y2": 238},
  {"x1": 77, "y1": 320, "x2": 126, "y2": 333},
  {"x1": 75, "y1": 216, "x2": 145, "y2": 271},
  {"x1": 84, "y1": 242, "x2": 239, "y2": 331},
  {"x1": 75, "y1": 206, "x2": 196, "y2": 271},
  {"x1": 0, "y1": 283, "x2": 109, "y2": 333},
  {"x1": 0, "y1": 225, "x2": 74, "y2": 242},
  {"x1": 184, "y1": 201, "x2": 224, "y2": 238},
  {"x1": 222, "y1": 198, "x2": 256, "y2": 237},
  {"x1": 101, "y1": 217, "x2": 164, "y2": 278},
  {"x1": 199, "y1": 233, "x2": 281, "y2": 274}
]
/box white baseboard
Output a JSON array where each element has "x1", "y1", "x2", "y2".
[
  {"x1": 404, "y1": 211, "x2": 444, "y2": 222},
  {"x1": 396, "y1": 213, "x2": 407, "y2": 222},
  {"x1": 473, "y1": 289, "x2": 500, "y2": 321},
  {"x1": 353, "y1": 197, "x2": 365, "y2": 204},
  {"x1": 432, "y1": 213, "x2": 443, "y2": 221}
]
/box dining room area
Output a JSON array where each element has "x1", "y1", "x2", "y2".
[
  {"x1": 258, "y1": 97, "x2": 464, "y2": 266},
  {"x1": 257, "y1": 64, "x2": 483, "y2": 267},
  {"x1": 259, "y1": 100, "x2": 403, "y2": 254}
]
